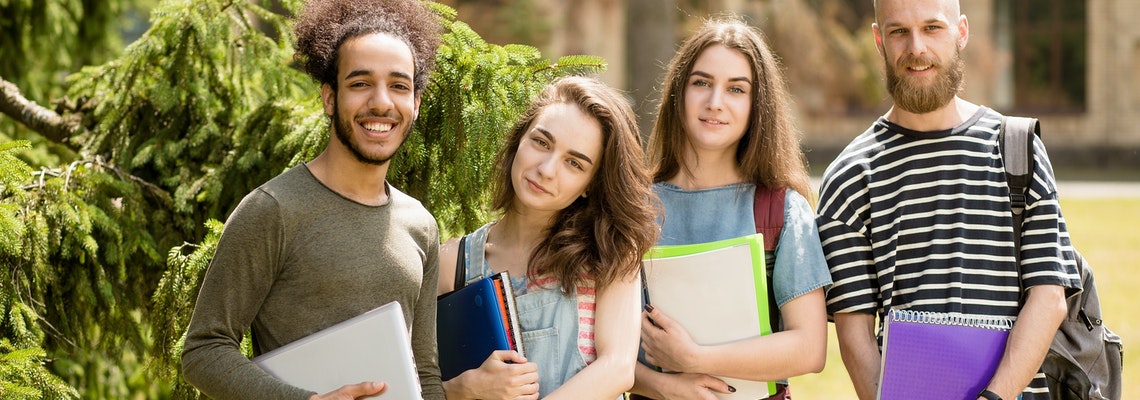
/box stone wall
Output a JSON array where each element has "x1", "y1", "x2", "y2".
[
  {"x1": 451, "y1": 0, "x2": 1140, "y2": 173},
  {"x1": 804, "y1": 0, "x2": 1140, "y2": 172}
]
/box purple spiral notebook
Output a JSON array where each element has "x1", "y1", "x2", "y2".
[{"x1": 877, "y1": 309, "x2": 1014, "y2": 400}]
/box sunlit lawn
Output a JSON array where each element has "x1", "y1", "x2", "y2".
[{"x1": 791, "y1": 197, "x2": 1140, "y2": 399}]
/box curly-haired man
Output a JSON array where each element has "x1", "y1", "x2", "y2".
[{"x1": 181, "y1": 1, "x2": 445, "y2": 399}]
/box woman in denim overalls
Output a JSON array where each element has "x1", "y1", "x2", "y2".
[{"x1": 437, "y1": 77, "x2": 660, "y2": 400}]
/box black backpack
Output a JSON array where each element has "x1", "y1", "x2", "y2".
[{"x1": 1000, "y1": 116, "x2": 1125, "y2": 400}]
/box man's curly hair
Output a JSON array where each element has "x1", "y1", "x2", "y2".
[{"x1": 293, "y1": 0, "x2": 441, "y2": 93}]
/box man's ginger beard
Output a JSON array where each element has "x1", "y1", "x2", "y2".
[{"x1": 884, "y1": 47, "x2": 965, "y2": 114}]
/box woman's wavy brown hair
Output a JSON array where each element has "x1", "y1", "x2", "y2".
[
  {"x1": 648, "y1": 17, "x2": 813, "y2": 201},
  {"x1": 293, "y1": 0, "x2": 441, "y2": 94},
  {"x1": 492, "y1": 76, "x2": 660, "y2": 291}
]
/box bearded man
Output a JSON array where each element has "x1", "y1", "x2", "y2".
[{"x1": 815, "y1": 1, "x2": 1081, "y2": 399}]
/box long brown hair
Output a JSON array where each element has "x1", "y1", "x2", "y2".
[
  {"x1": 492, "y1": 76, "x2": 660, "y2": 290},
  {"x1": 648, "y1": 17, "x2": 813, "y2": 201}
]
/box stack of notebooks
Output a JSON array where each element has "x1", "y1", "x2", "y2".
[
  {"x1": 877, "y1": 309, "x2": 1014, "y2": 400},
  {"x1": 641, "y1": 233, "x2": 776, "y2": 400},
  {"x1": 436, "y1": 271, "x2": 525, "y2": 381},
  {"x1": 252, "y1": 301, "x2": 422, "y2": 398}
]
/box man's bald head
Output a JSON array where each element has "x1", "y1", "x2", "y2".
[{"x1": 874, "y1": 0, "x2": 961, "y2": 26}]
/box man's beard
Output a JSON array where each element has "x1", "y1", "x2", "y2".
[
  {"x1": 331, "y1": 100, "x2": 410, "y2": 166},
  {"x1": 884, "y1": 48, "x2": 964, "y2": 114}
]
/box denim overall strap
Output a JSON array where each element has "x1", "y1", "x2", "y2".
[{"x1": 464, "y1": 223, "x2": 614, "y2": 398}]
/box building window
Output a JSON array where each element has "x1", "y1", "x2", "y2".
[{"x1": 1005, "y1": 0, "x2": 1087, "y2": 113}]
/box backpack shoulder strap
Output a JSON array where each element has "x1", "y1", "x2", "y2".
[
  {"x1": 753, "y1": 186, "x2": 787, "y2": 252},
  {"x1": 1000, "y1": 116, "x2": 1039, "y2": 302},
  {"x1": 753, "y1": 185, "x2": 786, "y2": 334},
  {"x1": 1000, "y1": 116, "x2": 1039, "y2": 227},
  {"x1": 454, "y1": 236, "x2": 468, "y2": 290}
]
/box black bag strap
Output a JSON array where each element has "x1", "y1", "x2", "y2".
[
  {"x1": 454, "y1": 236, "x2": 468, "y2": 290},
  {"x1": 999, "y1": 116, "x2": 1039, "y2": 302}
]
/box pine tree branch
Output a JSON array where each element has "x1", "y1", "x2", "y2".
[
  {"x1": 0, "y1": 75, "x2": 82, "y2": 151},
  {"x1": 20, "y1": 157, "x2": 174, "y2": 209},
  {"x1": 96, "y1": 157, "x2": 174, "y2": 208}
]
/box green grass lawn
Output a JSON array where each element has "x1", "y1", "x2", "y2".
[{"x1": 790, "y1": 197, "x2": 1140, "y2": 398}]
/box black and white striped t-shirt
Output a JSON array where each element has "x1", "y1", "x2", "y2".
[{"x1": 816, "y1": 107, "x2": 1081, "y2": 398}]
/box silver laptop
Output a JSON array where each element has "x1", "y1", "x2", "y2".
[{"x1": 253, "y1": 301, "x2": 422, "y2": 399}]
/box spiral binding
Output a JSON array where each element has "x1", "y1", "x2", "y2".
[{"x1": 888, "y1": 309, "x2": 1014, "y2": 331}]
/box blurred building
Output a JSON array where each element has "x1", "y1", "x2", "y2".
[{"x1": 449, "y1": 0, "x2": 1140, "y2": 174}]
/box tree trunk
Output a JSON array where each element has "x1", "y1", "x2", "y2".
[{"x1": 626, "y1": 0, "x2": 676, "y2": 140}]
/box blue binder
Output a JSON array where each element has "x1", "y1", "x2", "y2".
[{"x1": 436, "y1": 272, "x2": 522, "y2": 381}]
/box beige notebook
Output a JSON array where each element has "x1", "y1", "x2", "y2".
[
  {"x1": 253, "y1": 301, "x2": 422, "y2": 398},
  {"x1": 642, "y1": 234, "x2": 775, "y2": 399}
]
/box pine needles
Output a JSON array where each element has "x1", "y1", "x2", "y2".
[{"x1": 2, "y1": 0, "x2": 608, "y2": 397}]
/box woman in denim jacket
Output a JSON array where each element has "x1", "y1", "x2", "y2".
[{"x1": 628, "y1": 18, "x2": 832, "y2": 400}]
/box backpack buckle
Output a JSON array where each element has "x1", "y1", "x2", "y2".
[{"x1": 1010, "y1": 193, "x2": 1026, "y2": 215}]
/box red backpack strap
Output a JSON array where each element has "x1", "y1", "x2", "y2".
[
  {"x1": 754, "y1": 185, "x2": 786, "y2": 335},
  {"x1": 753, "y1": 186, "x2": 786, "y2": 251}
]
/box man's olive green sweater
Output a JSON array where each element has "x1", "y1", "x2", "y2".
[{"x1": 182, "y1": 165, "x2": 443, "y2": 399}]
